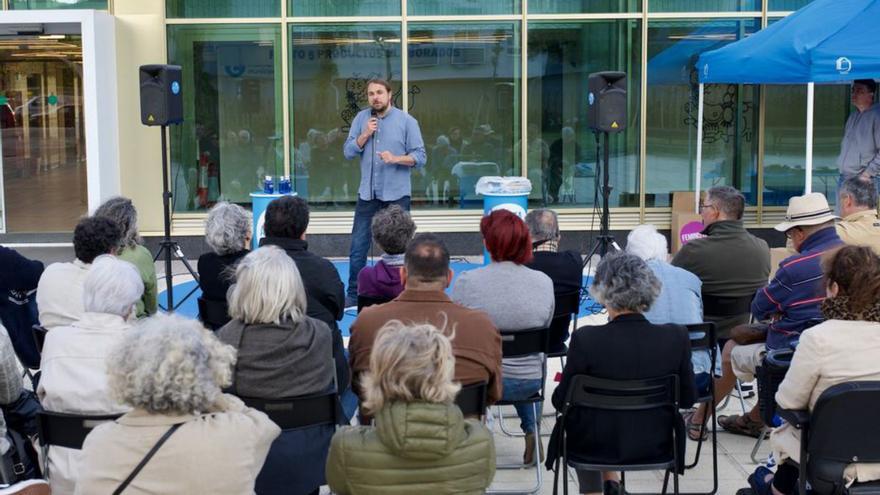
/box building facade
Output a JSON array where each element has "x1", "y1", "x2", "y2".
[{"x1": 0, "y1": 0, "x2": 848, "y2": 244}]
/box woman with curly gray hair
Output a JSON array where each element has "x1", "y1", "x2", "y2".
[
  {"x1": 94, "y1": 196, "x2": 158, "y2": 317},
  {"x1": 198, "y1": 202, "x2": 252, "y2": 329},
  {"x1": 356, "y1": 204, "x2": 416, "y2": 305},
  {"x1": 74, "y1": 313, "x2": 279, "y2": 495},
  {"x1": 548, "y1": 252, "x2": 697, "y2": 495}
]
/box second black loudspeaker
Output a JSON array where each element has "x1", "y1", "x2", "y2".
[
  {"x1": 587, "y1": 71, "x2": 627, "y2": 133},
  {"x1": 139, "y1": 64, "x2": 183, "y2": 126}
]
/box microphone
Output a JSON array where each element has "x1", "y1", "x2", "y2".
[{"x1": 370, "y1": 109, "x2": 379, "y2": 137}]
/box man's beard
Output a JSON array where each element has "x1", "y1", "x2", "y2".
[{"x1": 371, "y1": 100, "x2": 390, "y2": 113}]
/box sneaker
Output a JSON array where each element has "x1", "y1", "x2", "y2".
[{"x1": 0, "y1": 479, "x2": 50, "y2": 495}]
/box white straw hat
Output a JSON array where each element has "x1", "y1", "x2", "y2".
[{"x1": 774, "y1": 192, "x2": 838, "y2": 232}]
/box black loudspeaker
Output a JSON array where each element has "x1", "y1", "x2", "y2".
[
  {"x1": 587, "y1": 71, "x2": 627, "y2": 133},
  {"x1": 139, "y1": 64, "x2": 183, "y2": 126}
]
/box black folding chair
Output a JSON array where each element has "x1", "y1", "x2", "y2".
[
  {"x1": 548, "y1": 289, "x2": 581, "y2": 359},
  {"x1": 240, "y1": 392, "x2": 340, "y2": 430},
  {"x1": 197, "y1": 296, "x2": 231, "y2": 330},
  {"x1": 357, "y1": 295, "x2": 392, "y2": 313},
  {"x1": 36, "y1": 411, "x2": 122, "y2": 475},
  {"x1": 455, "y1": 381, "x2": 488, "y2": 420},
  {"x1": 750, "y1": 348, "x2": 794, "y2": 463},
  {"x1": 31, "y1": 325, "x2": 48, "y2": 355},
  {"x1": 553, "y1": 374, "x2": 681, "y2": 495},
  {"x1": 684, "y1": 322, "x2": 719, "y2": 495},
  {"x1": 702, "y1": 294, "x2": 754, "y2": 414},
  {"x1": 778, "y1": 381, "x2": 880, "y2": 495},
  {"x1": 490, "y1": 327, "x2": 550, "y2": 495}
]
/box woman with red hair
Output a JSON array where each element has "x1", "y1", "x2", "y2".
[{"x1": 452, "y1": 209, "x2": 555, "y2": 465}]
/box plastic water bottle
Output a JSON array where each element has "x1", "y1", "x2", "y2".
[
  {"x1": 279, "y1": 175, "x2": 291, "y2": 194},
  {"x1": 263, "y1": 175, "x2": 274, "y2": 194}
]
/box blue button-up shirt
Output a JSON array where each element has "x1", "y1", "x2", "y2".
[{"x1": 343, "y1": 107, "x2": 426, "y2": 201}]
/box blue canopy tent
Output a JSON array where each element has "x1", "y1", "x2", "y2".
[{"x1": 690, "y1": 0, "x2": 880, "y2": 213}]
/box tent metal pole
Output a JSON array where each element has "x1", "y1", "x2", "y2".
[
  {"x1": 805, "y1": 82, "x2": 814, "y2": 194},
  {"x1": 695, "y1": 83, "x2": 705, "y2": 213}
]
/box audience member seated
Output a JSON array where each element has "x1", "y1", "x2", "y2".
[
  {"x1": 357, "y1": 204, "x2": 415, "y2": 302},
  {"x1": 197, "y1": 202, "x2": 251, "y2": 329},
  {"x1": 627, "y1": 225, "x2": 711, "y2": 399},
  {"x1": 451, "y1": 209, "x2": 554, "y2": 465},
  {"x1": 835, "y1": 175, "x2": 880, "y2": 255},
  {"x1": 747, "y1": 245, "x2": 880, "y2": 495},
  {"x1": 548, "y1": 252, "x2": 696, "y2": 495},
  {"x1": 327, "y1": 321, "x2": 495, "y2": 494},
  {"x1": 36, "y1": 217, "x2": 121, "y2": 329},
  {"x1": 524, "y1": 208, "x2": 582, "y2": 353},
  {"x1": 37, "y1": 256, "x2": 142, "y2": 494},
  {"x1": 0, "y1": 245, "x2": 44, "y2": 368},
  {"x1": 710, "y1": 193, "x2": 843, "y2": 438},
  {"x1": 94, "y1": 197, "x2": 158, "y2": 318},
  {"x1": 75, "y1": 313, "x2": 280, "y2": 494},
  {"x1": 672, "y1": 186, "x2": 770, "y2": 340},
  {"x1": 217, "y1": 246, "x2": 342, "y2": 495},
  {"x1": 259, "y1": 195, "x2": 348, "y2": 389},
  {"x1": 350, "y1": 234, "x2": 502, "y2": 411}
]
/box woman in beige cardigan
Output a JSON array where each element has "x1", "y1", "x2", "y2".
[{"x1": 748, "y1": 245, "x2": 880, "y2": 495}]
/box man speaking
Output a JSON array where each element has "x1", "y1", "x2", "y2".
[{"x1": 343, "y1": 78, "x2": 426, "y2": 308}]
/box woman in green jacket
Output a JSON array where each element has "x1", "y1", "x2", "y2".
[
  {"x1": 327, "y1": 320, "x2": 495, "y2": 495},
  {"x1": 94, "y1": 197, "x2": 157, "y2": 317}
]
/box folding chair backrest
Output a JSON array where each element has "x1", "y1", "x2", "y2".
[
  {"x1": 455, "y1": 381, "x2": 488, "y2": 419},
  {"x1": 500, "y1": 327, "x2": 549, "y2": 358},
  {"x1": 554, "y1": 290, "x2": 580, "y2": 319},
  {"x1": 685, "y1": 322, "x2": 716, "y2": 354},
  {"x1": 197, "y1": 297, "x2": 231, "y2": 330},
  {"x1": 565, "y1": 374, "x2": 679, "y2": 413},
  {"x1": 37, "y1": 411, "x2": 121, "y2": 450},
  {"x1": 240, "y1": 392, "x2": 339, "y2": 430},
  {"x1": 701, "y1": 294, "x2": 753, "y2": 318},
  {"x1": 757, "y1": 349, "x2": 793, "y2": 426},
  {"x1": 31, "y1": 325, "x2": 48, "y2": 355},
  {"x1": 357, "y1": 295, "x2": 392, "y2": 313}
]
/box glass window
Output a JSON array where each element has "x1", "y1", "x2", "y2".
[
  {"x1": 529, "y1": 0, "x2": 639, "y2": 14},
  {"x1": 291, "y1": 0, "x2": 400, "y2": 17},
  {"x1": 649, "y1": 0, "x2": 760, "y2": 12},
  {"x1": 408, "y1": 22, "x2": 521, "y2": 209},
  {"x1": 763, "y1": 84, "x2": 848, "y2": 206},
  {"x1": 166, "y1": 0, "x2": 279, "y2": 18},
  {"x1": 9, "y1": 0, "x2": 106, "y2": 8},
  {"x1": 289, "y1": 24, "x2": 402, "y2": 210},
  {"x1": 768, "y1": 0, "x2": 812, "y2": 10},
  {"x1": 408, "y1": 0, "x2": 518, "y2": 16},
  {"x1": 167, "y1": 24, "x2": 283, "y2": 213},
  {"x1": 645, "y1": 19, "x2": 760, "y2": 207},
  {"x1": 527, "y1": 20, "x2": 642, "y2": 208}
]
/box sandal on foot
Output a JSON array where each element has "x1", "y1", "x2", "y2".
[
  {"x1": 719, "y1": 414, "x2": 765, "y2": 438},
  {"x1": 685, "y1": 412, "x2": 709, "y2": 441}
]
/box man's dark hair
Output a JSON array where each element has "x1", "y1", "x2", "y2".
[
  {"x1": 840, "y1": 175, "x2": 878, "y2": 209},
  {"x1": 366, "y1": 78, "x2": 392, "y2": 93},
  {"x1": 404, "y1": 234, "x2": 450, "y2": 283},
  {"x1": 264, "y1": 196, "x2": 309, "y2": 239},
  {"x1": 707, "y1": 185, "x2": 745, "y2": 220},
  {"x1": 854, "y1": 79, "x2": 877, "y2": 94},
  {"x1": 73, "y1": 216, "x2": 121, "y2": 263}
]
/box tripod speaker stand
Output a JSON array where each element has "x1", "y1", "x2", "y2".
[{"x1": 582, "y1": 130, "x2": 621, "y2": 271}]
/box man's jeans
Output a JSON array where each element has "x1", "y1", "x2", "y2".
[
  {"x1": 501, "y1": 377, "x2": 544, "y2": 434},
  {"x1": 348, "y1": 196, "x2": 411, "y2": 298}
]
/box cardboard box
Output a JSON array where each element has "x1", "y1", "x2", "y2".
[
  {"x1": 671, "y1": 191, "x2": 705, "y2": 254},
  {"x1": 769, "y1": 246, "x2": 797, "y2": 280}
]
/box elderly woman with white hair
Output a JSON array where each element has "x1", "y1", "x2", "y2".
[
  {"x1": 218, "y1": 246, "x2": 343, "y2": 495},
  {"x1": 75, "y1": 313, "x2": 280, "y2": 494},
  {"x1": 548, "y1": 253, "x2": 696, "y2": 495},
  {"x1": 37, "y1": 255, "x2": 144, "y2": 494},
  {"x1": 198, "y1": 202, "x2": 252, "y2": 329},
  {"x1": 327, "y1": 320, "x2": 495, "y2": 494},
  {"x1": 93, "y1": 196, "x2": 157, "y2": 318}
]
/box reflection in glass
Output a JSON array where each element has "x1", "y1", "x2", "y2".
[
  {"x1": 408, "y1": 0, "x2": 518, "y2": 15},
  {"x1": 0, "y1": 35, "x2": 87, "y2": 232},
  {"x1": 9, "y1": 0, "x2": 106, "y2": 8},
  {"x1": 763, "y1": 85, "x2": 848, "y2": 206},
  {"x1": 289, "y1": 24, "x2": 402, "y2": 210},
  {"x1": 167, "y1": 25, "x2": 282, "y2": 213},
  {"x1": 166, "y1": 0, "x2": 279, "y2": 18},
  {"x1": 768, "y1": 0, "x2": 813, "y2": 10},
  {"x1": 529, "y1": 0, "x2": 639, "y2": 14},
  {"x1": 649, "y1": 0, "x2": 760, "y2": 12},
  {"x1": 292, "y1": 0, "x2": 399, "y2": 17},
  {"x1": 408, "y1": 23, "x2": 521, "y2": 209},
  {"x1": 527, "y1": 21, "x2": 641, "y2": 208},
  {"x1": 645, "y1": 19, "x2": 759, "y2": 207}
]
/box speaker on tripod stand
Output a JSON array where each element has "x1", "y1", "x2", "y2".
[{"x1": 583, "y1": 71, "x2": 627, "y2": 268}]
